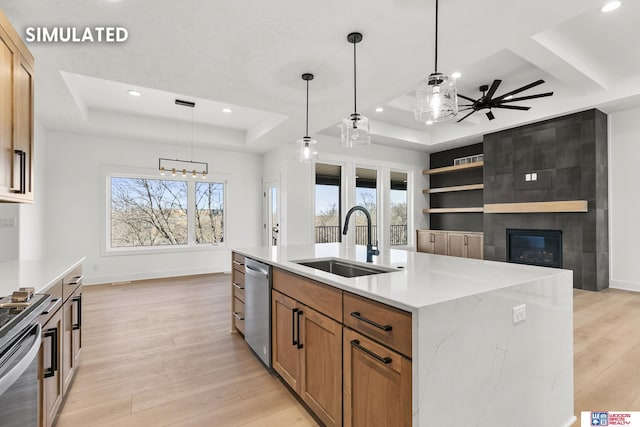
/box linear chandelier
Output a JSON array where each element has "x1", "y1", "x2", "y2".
[{"x1": 159, "y1": 99, "x2": 209, "y2": 178}]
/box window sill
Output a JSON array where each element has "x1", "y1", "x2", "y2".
[{"x1": 102, "y1": 243, "x2": 227, "y2": 257}]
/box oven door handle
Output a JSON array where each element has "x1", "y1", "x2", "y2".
[{"x1": 0, "y1": 323, "x2": 42, "y2": 397}]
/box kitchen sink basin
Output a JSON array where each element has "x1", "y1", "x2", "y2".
[{"x1": 294, "y1": 258, "x2": 396, "y2": 278}]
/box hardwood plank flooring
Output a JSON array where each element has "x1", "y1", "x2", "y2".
[{"x1": 56, "y1": 275, "x2": 640, "y2": 426}]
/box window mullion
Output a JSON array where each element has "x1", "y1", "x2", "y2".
[{"x1": 188, "y1": 180, "x2": 196, "y2": 246}]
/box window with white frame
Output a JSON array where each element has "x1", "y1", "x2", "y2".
[{"x1": 109, "y1": 175, "x2": 225, "y2": 249}]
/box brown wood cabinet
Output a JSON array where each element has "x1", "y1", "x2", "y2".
[
  {"x1": 416, "y1": 230, "x2": 448, "y2": 255},
  {"x1": 39, "y1": 304, "x2": 63, "y2": 427},
  {"x1": 37, "y1": 263, "x2": 83, "y2": 427},
  {"x1": 417, "y1": 229, "x2": 483, "y2": 260},
  {"x1": 343, "y1": 328, "x2": 412, "y2": 427},
  {"x1": 271, "y1": 269, "x2": 342, "y2": 426},
  {"x1": 0, "y1": 9, "x2": 34, "y2": 203},
  {"x1": 231, "y1": 252, "x2": 246, "y2": 334}
]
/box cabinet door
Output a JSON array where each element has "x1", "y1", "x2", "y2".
[
  {"x1": 41, "y1": 308, "x2": 63, "y2": 427},
  {"x1": 447, "y1": 232, "x2": 465, "y2": 257},
  {"x1": 300, "y1": 306, "x2": 342, "y2": 427},
  {"x1": 432, "y1": 231, "x2": 448, "y2": 255},
  {"x1": 465, "y1": 234, "x2": 483, "y2": 259},
  {"x1": 71, "y1": 289, "x2": 82, "y2": 367},
  {"x1": 0, "y1": 35, "x2": 14, "y2": 198},
  {"x1": 12, "y1": 54, "x2": 33, "y2": 199},
  {"x1": 272, "y1": 290, "x2": 301, "y2": 394},
  {"x1": 416, "y1": 230, "x2": 431, "y2": 253},
  {"x1": 61, "y1": 295, "x2": 76, "y2": 394},
  {"x1": 343, "y1": 329, "x2": 411, "y2": 427}
]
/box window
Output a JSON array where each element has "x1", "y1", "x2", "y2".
[
  {"x1": 355, "y1": 167, "x2": 377, "y2": 245},
  {"x1": 315, "y1": 163, "x2": 342, "y2": 243},
  {"x1": 109, "y1": 175, "x2": 225, "y2": 250},
  {"x1": 390, "y1": 171, "x2": 408, "y2": 246}
]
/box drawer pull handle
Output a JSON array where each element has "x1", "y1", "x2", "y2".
[
  {"x1": 232, "y1": 260, "x2": 244, "y2": 266},
  {"x1": 350, "y1": 312, "x2": 393, "y2": 332},
  {"x1": 41, "y1": 298, "x2": 61, "y2": 315},
  {"x1": 292, "y1": 308, "x2": 298, "y2": 346},
  {"x1": 296, "y1": 310, "x2": 303, "y2": 349},
  {"x1": 232, "y1": 283, "x2": 244, "y2": 290},
  {"x1": 351, "y1": 339, "x2": 392, "y2": 365},
  {"x1": 232, "y1": 311, "x2": 244, "y2": 321},
  {"x1": 68, "y1": 275, "x2": 84, "y2": 285}
]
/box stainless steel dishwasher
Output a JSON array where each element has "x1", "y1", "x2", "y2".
[{"x1": 244, "y1": 258, "x2": 271, "y2": 368}]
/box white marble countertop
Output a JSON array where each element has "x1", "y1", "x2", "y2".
[
  {"x1": 0, "y1": 256, "x2": 86, "y2": 297},
  {"x1": 234, "y1": 243, "x2": 572, "y2": 311}
]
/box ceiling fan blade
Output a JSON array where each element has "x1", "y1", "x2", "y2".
[
  {"x1": 500, "y1": 92, "x2": 554, "y2": 103},
  {"x1": 458, "y1": 107, "x2": 474, "y2": 112},
  {"x1": 492, "y1": 105, "x2": 531, "y2": 111},
  {"x1": 493, "y1": 79, "x2": 545, "y2": 102},
  {"x1": 457, "y1": 93, "x2": 477, "y2": 103},
  {"x1": 456, "y1": 110, "x2": 477, "y2": 122},
  {"x1": 484, "y1": 80, "x2": 502, "y2": 101},
  {"x1": 458, "y1": 104, "x2": 474, "y2": 107}
]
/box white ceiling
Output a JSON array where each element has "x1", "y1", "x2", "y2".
[{"x1": 1, "y1": 0, "x2": 639, "y2": 153}]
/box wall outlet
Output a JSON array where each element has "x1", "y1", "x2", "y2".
[{"x1": 513, "y1": 304, "x2": 526, "y2": 324}]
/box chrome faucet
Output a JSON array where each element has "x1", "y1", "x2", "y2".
[{"x1": 342, "y1": 206, "x2": 379, "y2": 263}]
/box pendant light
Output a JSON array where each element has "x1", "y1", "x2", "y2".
[
  {"x1": 414, "y1": 0, "x2": 458, "y2": 123},
  {"x1": 341, "y1": 32, "x2": 371, "y2": 147},
  {"x1": 297, "y1": 73, "x2": 318, "y2": 162}
]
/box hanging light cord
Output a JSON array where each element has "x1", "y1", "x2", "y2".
[
  {"x1": 353, "y1": 40, "x2": 357, "y2": 113},
  {"x1": 434, "y1": 0, "x2": 439, "y2": 73},
  {"x1": 305, "y1": 79, "x2": 310, "y2": 137},
  {"x1": 190, "y1": 108, "x2": 194, "y2": 161}
]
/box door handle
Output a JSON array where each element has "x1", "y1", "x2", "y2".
[
  {"x1": 292, "y1": 308, "x2": 298, "y2": 346},
  {"x1": 464, "y1": 235, "x2": 468, "y2": 245},
  {"x1": 350, "y1": 312, "x2": 393, "y2": 331},
  {"x1": 351, "y1": 339, "x2": 392, "y2": 365},
  {"x1": 72, "y1": 295, "x2": 82, "y2": 330},
  {"x1": 430, "y1": 233, "x2": 434, "y2": 243},
  {"x1": 296, "y1": 310, "x2": 303, "y2": 349},
  {"x1": 11, "y1": 150, "x2": 26, "y2": 194},
  {"x1": 44, "y1": 326, "x2": 58, "y2": 378}
]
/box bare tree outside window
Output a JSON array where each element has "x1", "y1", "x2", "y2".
[
  {"x1": 111, "y1": 177, "x2": 188, "y2": 247},
  {"x1": 195, "y1": 182, "x2": 224, "y2": 244}
]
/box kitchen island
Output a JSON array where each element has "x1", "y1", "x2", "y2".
[{"x1": 233, "y1": 243, "x2": 574, "y2": 427}]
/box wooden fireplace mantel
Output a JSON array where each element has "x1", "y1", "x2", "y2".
[{"x1": 484, "y1": 200, "x2": 588, "y2": 214}]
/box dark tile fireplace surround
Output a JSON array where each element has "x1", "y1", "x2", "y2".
[{"x1": 482, "y1": 109, "x2": 609, "y2": 291}]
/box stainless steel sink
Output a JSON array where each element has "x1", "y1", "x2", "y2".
[{"x1": 294, "y1": 258, "x2": 396, "y2": 278}]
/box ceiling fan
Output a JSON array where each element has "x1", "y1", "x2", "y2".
[{"x1": 456, "y1": 79, "x2": 553, "y2": 122}]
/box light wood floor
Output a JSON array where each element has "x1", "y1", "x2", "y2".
[{"x1": 56, "y1": 275, "x2": 640, "y2": 426}]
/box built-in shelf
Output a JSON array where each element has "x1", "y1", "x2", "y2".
[
  {"x1": 423, "y1": 207, "x2": 484, "y2": 214},
  {"x1": 422, "y1": 161, "x2": 484, "y2": 175},
  {"x1": 484, "y1": 200, "x2": 588, "y2": 214},
  {"x1": 424, "y1": 183, "x2": 484, "y2": 194}
]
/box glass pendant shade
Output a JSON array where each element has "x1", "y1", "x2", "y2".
[
  {"x1": 341, "y1": 113, "x2": 371, "y2": 147},
  {"x1": 414, "y1": 73, "x2": 458, "y2": 123},
  {"x1": 297, "y1": 136, "x2": 318, "y2": 162}
]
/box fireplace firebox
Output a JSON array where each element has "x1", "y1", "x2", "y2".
[{"x1": 506, "y1": 229, "x2": 562, "y2": 269}]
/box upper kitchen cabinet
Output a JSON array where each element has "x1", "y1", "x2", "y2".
[{"x1": 0, "y1": 9, "x2": 35, "y2": 203}]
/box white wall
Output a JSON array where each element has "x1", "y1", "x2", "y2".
[
  {"x1": 609, "y1": 107, "x2": 640, "y2": 291},
  {"x1": 264, "y1": 137, "x2": 429, "y2": 249},
  {"x1": 43, "y1": 131, "x2": 263, "y2": 284}
]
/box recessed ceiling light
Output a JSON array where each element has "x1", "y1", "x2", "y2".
[
  {"x1": 426, "y1": 120, "x2": 433, "y2": 125},
  {"x1": 375, "y1": 107, "x2": 384, "y2": 112},
  {"x1": 451, "y1": 72, "x2": 462, "y2": 79},
  {"x1": 601, "y1": 1, "x2": 621, "y2": 12},
  {"x1": 222, "y1": 108, "x2": 232, "y2": 113},
  {"x1": 127, "y1": 90, "x2": 141, "y2": 97}
]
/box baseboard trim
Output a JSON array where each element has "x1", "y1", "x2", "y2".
[
  {"x1": 610, "y1": 279, "x2": 640, "y2": 293},
  {"x1": 84, "y1": 267, "x2": 229, "y2": 285}
]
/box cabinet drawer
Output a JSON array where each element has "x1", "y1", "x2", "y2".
[
  {"x1": 273, "y1": 268, "x2": 342, "y2": 322},
  {"x1": 232, "y1": 252, "x2": 245, "y2": 272},
  {"x1": 62, "y1": 265, "x2": 83, "y2": 302},
  {"x1": 232, "y1": 269, "x2": 245, "y2": 288},
  {"x1": 232, "y1": 297, "x2": 245, "y2": 335},
  {"x1": 232, "y1": 281, "x2": 245, "y2": 302},
  {"x1": 343, "y1": 292, "x2": 412, "y2": 358}
]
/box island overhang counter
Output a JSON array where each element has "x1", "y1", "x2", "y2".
[{"x1": 232, "y1": 243, "x2": 575, "y2": 427}]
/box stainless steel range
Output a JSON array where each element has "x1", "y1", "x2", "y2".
[{"x1": 0, "y1": 291, "x2": 50, "y2": 427}]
